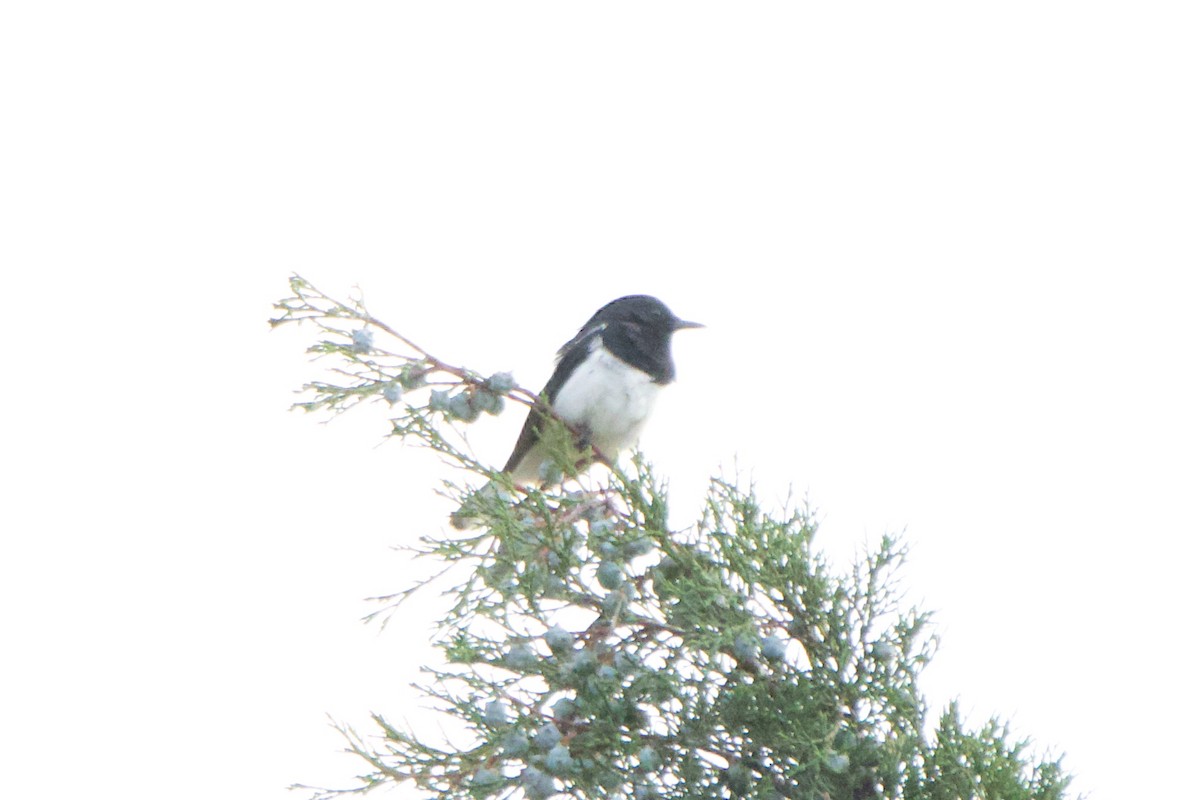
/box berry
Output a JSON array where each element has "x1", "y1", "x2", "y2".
[
  {"x1": 545, "y1": 625, "x2": 574, "y2": 655},
  {"x1": 485, "y1": 372, "x2": 516, "y2": 393},
  {"x1": 447, "y1": 392, "x2": 480, "y2": 422},
  {"x1": 732, "y1": 633, "x2": 760, "y2": 661},
  {"x1": 398, "y1": 364, "x2": 427, "y2": 389},
  {"x1": 429, "y1": 389, "x2": 452, "y2": 411},
  {"x1": 597, "y1": 560, "x2": 624, "y2": 590},
  {"x1": 350, "y1": 328, "x2": 373, "y2": 353},
  {"x1": 501, "y1": 730, "x2": 529, "y2": 757},
  {"x1": 533, "y1": 722, "x2": 562, "y2": 750},
  {"x1": 521, "y1": 766, "x2": 556, "y2": 800},
  {"x1": 483, "y1": 699, "x2": 510, "y2": 727},
  {"x1": 468, "y1": 389, "x2": 503, "y2": 416},
  {"x1": 545, "y1": 743, "x2": 575, "y2": 774},
  {"x1": 382, "y1": 382, "x2": 402, "y2": 404},
  {"x1": 504, "y1": 643, "x2": 537, "y2": 671},
  {"x1": 826, "y1": 752, "x2": 850, "y2": 773},
  {"x1": 472, "y1": 767, "x2": 501, "y2": 786},
  {"x1": 551, "y1": 697, "x2": 576, "y2": 720},
  {"x1": 568, "y1": 648, "x2": 597, "y2": 677},
  {"x1": 622, "y1": 535, "x2": 654, "y2": 558},
  {"x1": 655, "y1": 554, "x2": 680, "y2": 580},
  {"x1": 637, "y1": 745, "x2": 661, "y2": 772},
  {"x1": 761, "y1": 635, "x2": 787, "y2": 662}
]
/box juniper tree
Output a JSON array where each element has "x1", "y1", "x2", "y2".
[{"x1": 271, "y1": 276, "x2": 1074, "y2": 800}]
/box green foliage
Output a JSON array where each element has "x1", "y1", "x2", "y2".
[{"x1": 273, "y1": 276, "x2": 1074, "y2": 800}]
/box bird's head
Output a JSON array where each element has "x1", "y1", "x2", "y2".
[{"x1": 591, "y1": 295, "x2": 703, "y2": 336}]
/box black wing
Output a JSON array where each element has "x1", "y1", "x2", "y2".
[{"x1": 502, "y1": 323, "x2": 604, "y2": 474}]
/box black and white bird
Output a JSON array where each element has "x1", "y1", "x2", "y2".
[{"x1": 503, "y1": 295, "x2": 702, "y2": 484}]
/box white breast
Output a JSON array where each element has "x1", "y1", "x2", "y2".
[{"x1": 552, "y1": 342, "x2": 662, "y2": 459}]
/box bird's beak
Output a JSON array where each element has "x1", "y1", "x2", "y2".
[{"x1": 674, "y1": 318, "x2": 704, "y2": 331}]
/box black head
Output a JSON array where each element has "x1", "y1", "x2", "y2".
[
  {"x1": 560, "y1": 295, "x2": 701, "y2": 385},
  {"x1": 587, "y1": 294, "x2": 703, "y2": 335}
]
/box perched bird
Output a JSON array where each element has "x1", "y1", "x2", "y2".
[{"x1": 504, "y1": 295, "x2": 702, "y2": 484}]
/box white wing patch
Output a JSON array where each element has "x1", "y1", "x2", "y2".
[{"x1": 557, "y1": 321, "x2": 606, "y2": 362}]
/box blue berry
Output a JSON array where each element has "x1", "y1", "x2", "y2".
[
  {"x1": 569, "y1": 648, "x2": 597, "y2": 677},
  {"x1": 382, "y1": 382, "x2": 402, "y2": 404},
  {"x1": 551, "y1": 697, "x2": 576, "y2": 720},
  {"x1": 429, "y1": 389, "x2": 452, "y2": 411},
  {"x1": 622, "y1": 535, "x2": 654, "y2": 558},
  {"x1": 732, "y1": 633, "x2": 760, "y2": 661},
  {"x1": 483, "y1": 699, "x2": 510, "y2": 727},
  {"x1": 826, "y1": 752, "x2": 850, "y2": 773},
  {"x1": 472, "y1": 767, "x2": 501, "y2": 786},
  {"x1": 447, "y1": 392, "x2": 480, "y2": 422},
  {"x1": 521, "y1": 766, "x2": 556, "y2": 800},
  {"x1": 545, "y1": 743, "x2": 575, "y2": 774},
  {"x1": 501, "y1": 730, "x2": 529, "y2": 756},
  {"x1": 468, "y1": 389, "x2": 503, "y2": 415},
  {"x1": 399, "y1": 364, "x2": 426, "y2": 389},
  {"x1": 545, "y1": 625, "x2": 574, "y2": 655},
  {"x1": 761, "y1": 636, "x2": 787, "y2": 662},
  {"x1": 350, "y1": 328, "x2": 373, "y2": 353},
  {"x1": 637, "y1": 745, "x2": 661, "y2": 772},
  {"x1": 485, "y1": 372, "x2": 516, "y2": 393},
  {"x1": 532, "y1": 721, "x2": 562, "y2": 750},
  {"x1": 597, "y1": 560, "x2": 624, "y2": 590},
  {"x1": 504, "y1": 643, "x2": 537, "y2": 671}
]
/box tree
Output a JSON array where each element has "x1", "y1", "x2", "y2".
[{"x1": 271, "y1": 276, "x2": 1074, "y2": 800}]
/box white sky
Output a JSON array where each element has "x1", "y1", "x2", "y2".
[{"x1": 3, "y1": 3, "x2": 1198, "y2": 799}]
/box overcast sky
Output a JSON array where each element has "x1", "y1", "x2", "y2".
[{"x1": 4, "y1": 3, "x2": 1198, "y2": 800}]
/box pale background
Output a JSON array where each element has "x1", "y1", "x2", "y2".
[{"x1": 3, "y1": 3, "x2": 1197, "y2": 799}]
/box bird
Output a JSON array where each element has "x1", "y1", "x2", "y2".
[{"x1": 503, "y1": 294, "x2": 702, "y2": 484}]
